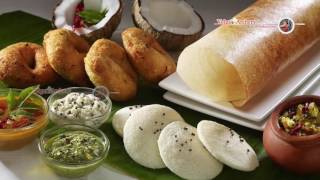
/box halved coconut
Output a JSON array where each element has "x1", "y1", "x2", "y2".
[
  {"x1": 53, "y1": 0, "x2": 123, "y2": 43},
  {"x1": 132, "y1": 0, "x2": 205, "y2": 50}
]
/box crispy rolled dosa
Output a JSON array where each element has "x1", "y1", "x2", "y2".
[{"x1": 177, "y1": 0, "x2": 320, "y2": 107}]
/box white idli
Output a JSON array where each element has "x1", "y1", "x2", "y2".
[
  {"x1": 123, "y1": 104, "x2": 184, "y2": 169},
  {"x1": 112, "y1": 105, "x2": 143, "y2": 137},
  {"x1": 197, "y1": 120, "x2": 259, "y2": 171},
  {"x1": 158, "y1": 121, "x2": 223, "y2": 179}
]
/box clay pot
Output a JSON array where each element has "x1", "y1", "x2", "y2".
[{"x1": 263, "y1": 95, "x2": 320, "y2": 174}]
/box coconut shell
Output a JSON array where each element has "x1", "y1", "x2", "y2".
[
  {"x1": 132, "y1": 0, "x2": 205, "y2": 50},
  {"x1": 53, "y1": 0, "x2": 123, "y2": 44}
]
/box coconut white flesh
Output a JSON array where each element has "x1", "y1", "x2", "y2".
[
  {"x1": 123, "y1": 104, "x2": 184, "y2": 169},
  {"x1": 54, "y1": 0, "x2": 120, "y2": 35},
  {"x1": 139, "y1": 0, "x2": 202, "y2": 35},
  {"x1": 197, "y1": 120, "x2": 259, "y2": 171},
  {"x1": 112, "y1": 105, "x2": 143, "y2": 137},
  {"x1": 158, "y1": 121, "x2": 223, "y2": 179}
]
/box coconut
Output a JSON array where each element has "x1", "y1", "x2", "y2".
[
  {"x1": 132, "y1": 0, "x2": 205, "y2": 50},
  {"x1": 53, "y1": 0, "x2": 123, "y2": 43}
]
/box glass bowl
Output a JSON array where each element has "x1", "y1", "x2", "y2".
[
  {"x1": 0, "y1": 89, "x2": 48, "y2": 150},
  {"x1": 47, "y1": 87, "x2": 112, "y2": 128},
  {"x1": 38, "y1": 124, "x2": 110, "y2": 178}
]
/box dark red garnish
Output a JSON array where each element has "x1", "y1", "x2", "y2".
[
  {"x1": 0, "y1": 99, "x2": 7, "y2": 110},
  {"x1": 73, "y1": 1, "x2": 85, "y2": 29},
  {"x1": 12, "y1": 117, "x2": 30, "y2": 128},
  {"x1": 0, "y1": 99, "x2": 8, "y2": 128},
  {"x1": 302, "y1": 102, "x2": 309, "y2": 114},
  {"x1": 289, "y1": 123, "x2": 302, "y2": 135},
  {"x1": 287, "y1": 107, "x2": 296, "y2": 118},
  {"x1": 75, "y1": 1, "x2": 84, "y2": 14},
  {"x1": 33, "y1": 110, "x2": 43, "y2": 117},
  {"x1": 0, "y1": 118, "x2": 8, "y2": 129}
]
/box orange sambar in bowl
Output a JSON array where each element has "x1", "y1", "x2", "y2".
[{"x1": 0, "y1": 90, "x2": 48, "y2": 150}]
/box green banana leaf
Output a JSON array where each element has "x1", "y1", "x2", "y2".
[{"x1": 0, "y1": 11, "x2": 318, "y2": 180}]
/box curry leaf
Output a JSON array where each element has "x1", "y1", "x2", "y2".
[
  {"x1": 10, "y1": 109, "x2": 33, "y2": 118},
  {"x1": 21, "y1": 102, "x2": 41, "y2": 109},
  {"x1": 7, "y1": 89, "x2": 17, "y2": 111},
  {"x1": 19, "y1": 107, "x2": 40, "y2": 111},
  {"x1": 17, "y1": 85, "x2": 40, "y2": 108},
  {"x1": 79, "y1": 9, "x2": 107, "y2": 24},
  {"x1": 5, "y1": 85, "x2": 40, "y2": 116}
]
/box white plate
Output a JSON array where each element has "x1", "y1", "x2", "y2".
[
  {"x1": 164, "y1": 92, "x2": 267, "y2": 131},
  {"x1": 162, "y1": 68, "x2": 320, "y2": 131},
  {"x1": 159, "y1": 41, "x2": 320, "y2": 122}
]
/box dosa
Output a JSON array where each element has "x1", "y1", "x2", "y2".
[{"x1": 177, "y1": 0, "x2": 320, "y2": 107}]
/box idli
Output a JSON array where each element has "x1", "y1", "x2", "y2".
[
  {"x1": 123, "y1": 104, "x2": 184, "y2": 169},
  {"x1": 197, "y1": 120, "x2": 259, "y2": 171},
  {"x1": 158, "y1": 121, "x2": 223, "y2": 179},
  {"x1": 112, "y1": 105, "x2": 143, "y2": 137}
]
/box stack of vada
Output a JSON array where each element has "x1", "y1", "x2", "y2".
[{"x1": 0, "y1": 28, "x2": 176, "y2": 101}]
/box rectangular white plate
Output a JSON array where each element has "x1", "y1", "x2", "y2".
[
  {"x1": 162, "y1": 68, "x2": 320, "y2": 131},
  {"x1": 159, "y1": 41, "x2": 320, "y2": 122},
  {"x1": 164, "y1": 92, "x2": 267, "y2": 131}
]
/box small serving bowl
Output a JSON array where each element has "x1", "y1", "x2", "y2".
[
  {"x1": 0, "y1": 89, "x2": 48, "y2": 151},
  {"x1": 47, "y1": 87, "x2": 112, "y2": 128},
  {"x1": 38, "y1": 124, "x2": 110, "y2": 178},
  {"x1": 263, "y1": 95, "x2": 320, "y2": 174}
]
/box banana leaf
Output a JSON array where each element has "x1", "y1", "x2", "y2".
[{"x1": 0, "y1": 11, "x2": 319, "y2": 180}]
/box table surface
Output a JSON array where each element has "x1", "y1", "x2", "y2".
[{"x1": 0, "y1": 1, "x2": 255, "y2": 180}]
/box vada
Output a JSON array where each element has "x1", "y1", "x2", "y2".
[
  {"x1": 0, "y1": 42, "x2": 58, "y2": 88},
  {"x1": 122, "y1": 28, "x2": 176, "y2": 84},
  {"x1": 84, "y1": 39, "x2": 138, "y2": 101},
  {"x1": 43, "y1": 29, "x2": 90, "y2": 86}
]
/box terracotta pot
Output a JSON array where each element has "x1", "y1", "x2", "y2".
[{"x1": 263, "y1": 95, "x2": 320, "y2": 174}]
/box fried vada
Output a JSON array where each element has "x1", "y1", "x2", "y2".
[
  {"x1": 0, "y1": 42, "x2": 58, "y2": 88},
  {"x1": 84, "y1": 39, "x2": 138, "y2": 101},
  {"x1": 122, "y1": 28, "x2": 176, "y2": 84},
  {"x1": 43, "y1": 29, "x2": 91, "y2": 86}
]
